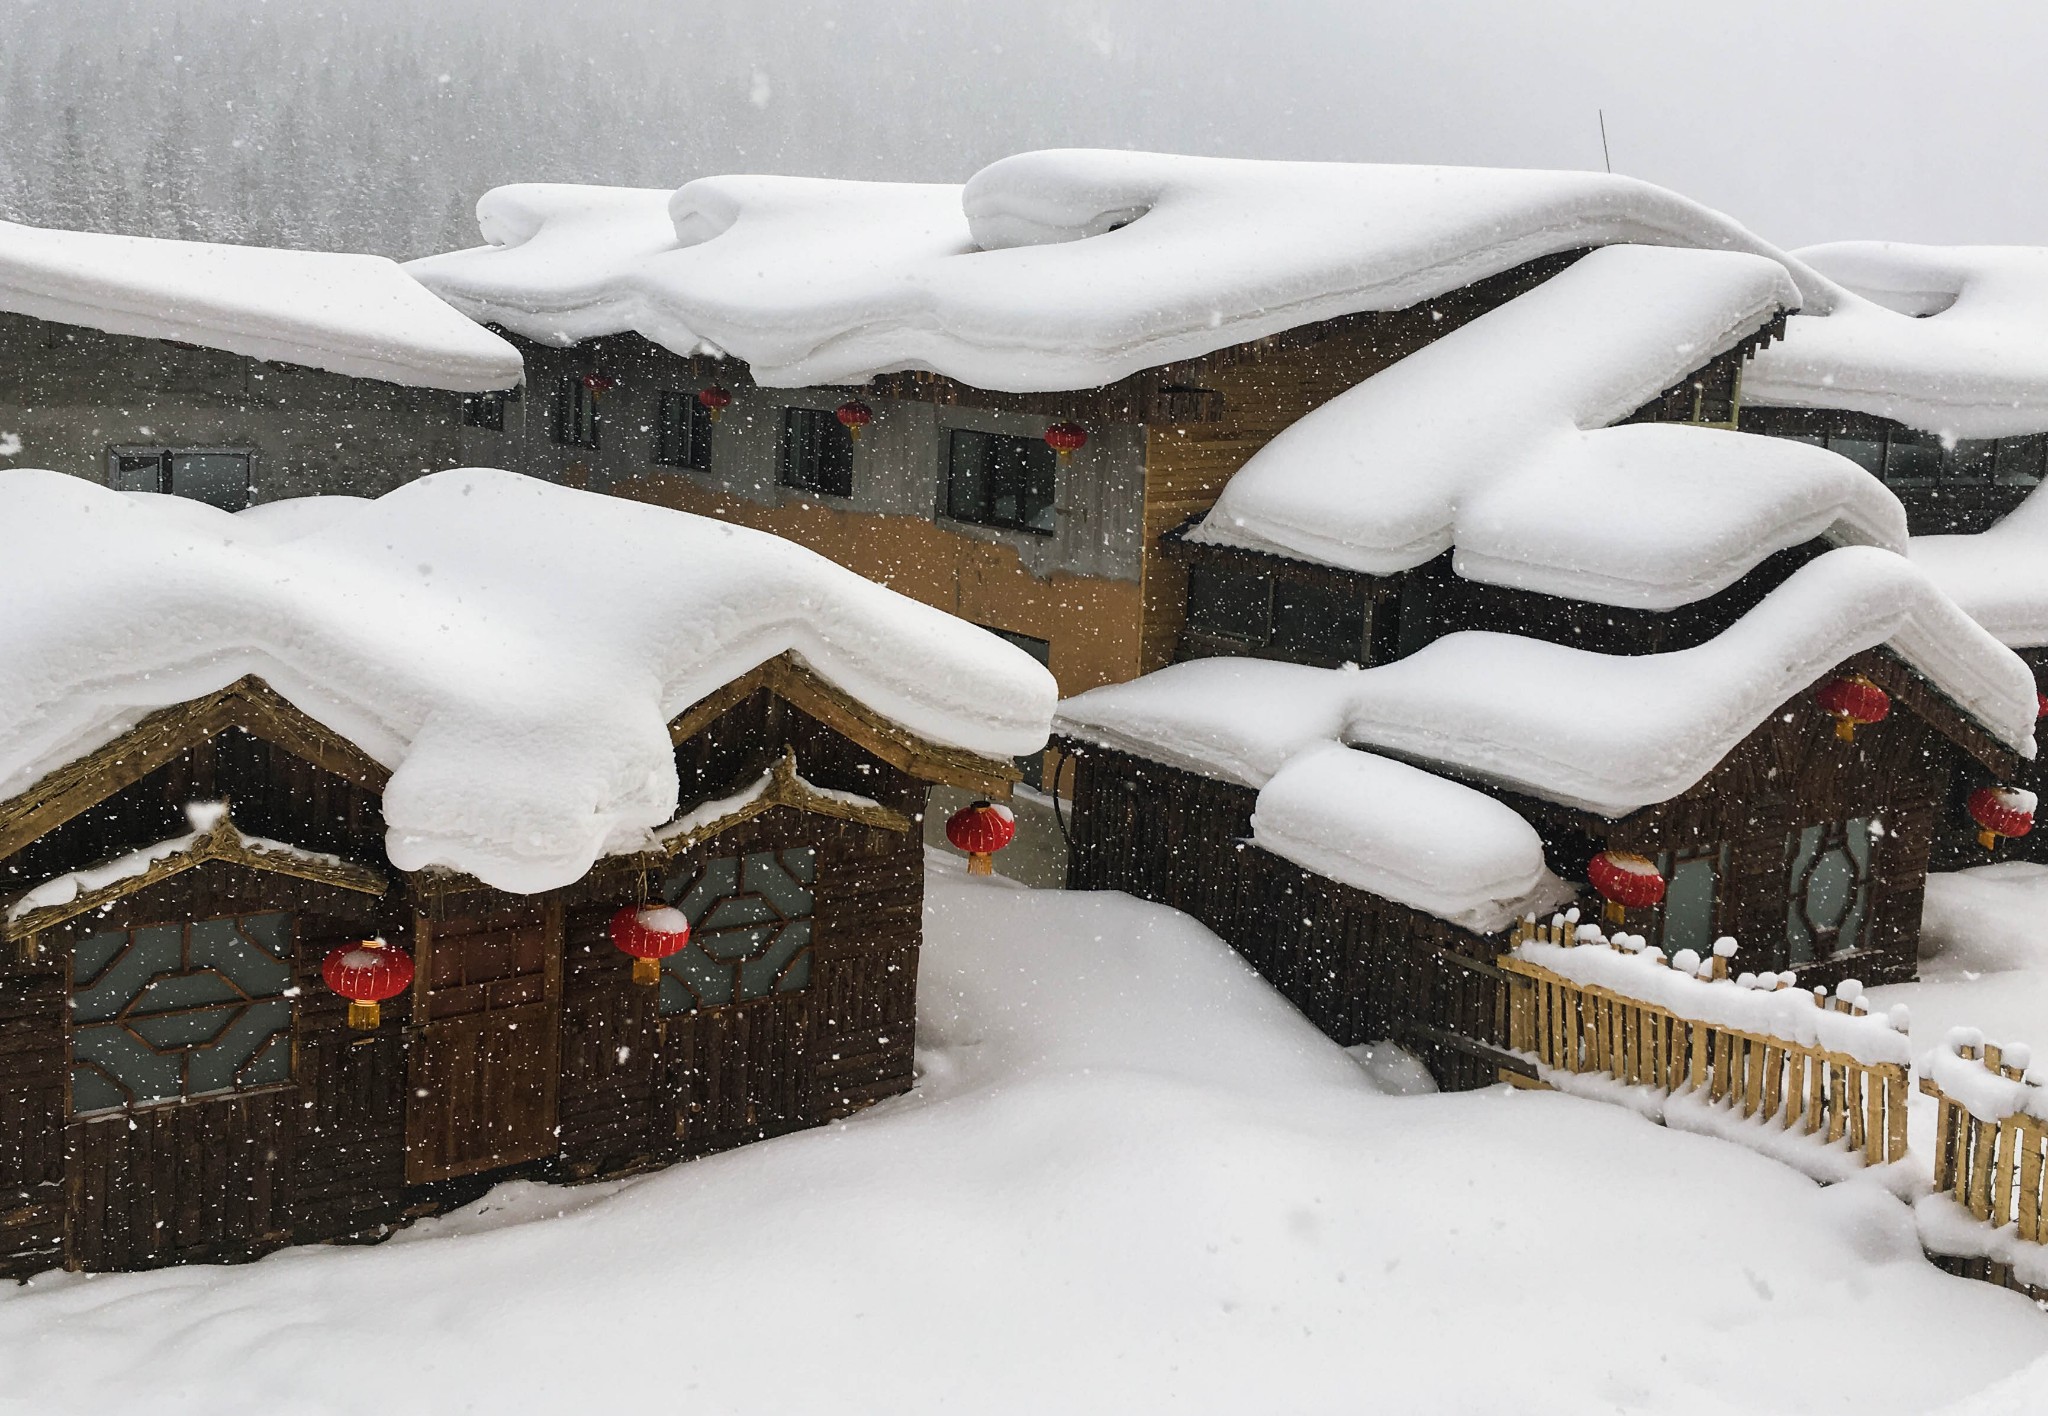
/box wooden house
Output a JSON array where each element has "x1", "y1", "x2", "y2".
[
  {"x1": 0, "y1": 469, "x2": 1053, "y2": 1276},
  {"x1": 1055, "y1": 557, "x2": 2039, "y2": 1087},
  {"x1": 1050, "y1": 242, "x2": 2044, "y2": 1088},
  {"x1": 404, "y1": 153, "x2": 1836, "y2": 787},
  {"x1": 0, "y1": 218, "x2": 523, "y2": 505}
]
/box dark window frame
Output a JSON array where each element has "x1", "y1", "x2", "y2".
[
  {"x1": 779, "y1": 408, "x2": 854, "y2": 498},
  {"x1": 657, "y1": 846, "x2": 817, "y2": 1015},
  {"x1": 1784, "y1": 817, "x2": 1878, "y2": 965},
  {"x1": 462, "y1": 384, "x2": 520, "y2": 432},
  {"x1": 977, "y1": 625, "x2": 1052, "y2": 788},
  {"x1": 554, "y1": 374, "x2": 601, "y2": 450},
  {"x1": 106, "y1": 445, "x2": 258, "y2": 510},
  {"x1": 944, "y1": 428, "x2": 1059, "y2": 536},
  {"x1": 654, "y1": 389, "x2": 715, "y2": 471}
]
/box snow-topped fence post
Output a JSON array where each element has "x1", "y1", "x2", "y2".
[
  {"x1": 1500, "y1": 913, "x2": 1911, "y2": 1167},
  {"x1": 1913, "y1": 1030, "x2": 2048, "y2": 1299}
]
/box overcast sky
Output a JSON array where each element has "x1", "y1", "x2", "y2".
[{"x1": 3, "y1": 0, "x2": 2042, "y2": 254}]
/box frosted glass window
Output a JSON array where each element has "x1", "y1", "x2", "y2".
[
  {"x1": 658, "y1": 847, "x2": 817, "y2": 1015},
  {"x1": 1785, "y1": 819, "x2": 1875, "y2": 964},
  {"x1": 1654, "y1": 846, "x2": 1724, "y2": 959},
  {"x1": 70, "y1": 912, "x2": 294, "y2": 1114}
]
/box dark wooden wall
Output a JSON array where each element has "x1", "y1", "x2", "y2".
[
  {"x1": 0, "y1": 690, "x2": 931, "y2": 1277},
  {"x1": 1061, "y1": 743, "x2": 1507, "y2": 1090}
]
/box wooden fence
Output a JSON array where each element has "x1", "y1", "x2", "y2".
[
  {"x1": 1922, "y1": 1042, "x2": 2047, "y2": 1239},
  {"x1": 1500, "y1": 916, "x2": 1910, "y2": 1166}
]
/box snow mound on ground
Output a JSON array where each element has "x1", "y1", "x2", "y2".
[
  {"x1": 0, "y1": 219, "x2": 523, "y2": 391},
  {"x1": 409, "y1": 149, "x2": 1827, "y2": 393},
  {"x1": 1750, "y1": 243, "x2": 2048, "y2": 440},
  {"x1": 0, "y1": 468, "x2": 1054, "y2": 893},
  {"x1": 1919, "y1": 863, "x2": 2048, "y2": 975},
  {"x1": 1191, "y1": 244, "x2": 1905, "y2": 604},
  {"x1": 0, "y1": 873, "x2": 2037, "y2": 1416}
]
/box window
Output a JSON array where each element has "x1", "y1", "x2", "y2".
[
  {"x1": 555, "y1": 374, "x2": 600, "y2": 449},
  {"x1": 1186, "y1": 562, "x2": 1272, "y2": 643},
  {"x1": 780, "y1": 408, "x2": 854, "y2": 497},
  {"x1": 979, "y1": 627, "x2": 1052, "y2": 788},
  {"x1": 1785, "y1": 818, "x2": 1877, "y2": 964},
  {"x1": 1883, "y1": 432, "x2": 1944, "y2": 485},
  {"x1": 1653, "y1": 845, "x2": 1726, "y2": 960},
  {"x1": 657, "y1": 847, "x2": 816, "y2": 1014},
  {"x1": 1826, "y1": 435, "x2": 1885, "y2": 478},
  {"x1": 69, "y1": 912, "x2": 295, "y2": 1114},
  {"x1": 107, "y1": 447, "x2": 255, "y2": 510},
  {"x1": 462, "y1": 385, "x2": 519, "y2": 432},
  {"x1": 946, "y1": 429, "x2": 1057, "y2": 534},
  {"x1": 654, "y1": 389, "x2": 714, "y2": 471},
  {"x1": 1995, "y1": 435, "x2": 2047, "y2": 486}
]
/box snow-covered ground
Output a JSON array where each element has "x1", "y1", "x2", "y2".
[{"x1": 1, "y1": 859, "x2": 2041, "y2": 1415}]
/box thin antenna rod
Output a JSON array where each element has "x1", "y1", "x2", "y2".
[{"x1": 1598, "y1": 108, "x2": 1613, "y2": 174}]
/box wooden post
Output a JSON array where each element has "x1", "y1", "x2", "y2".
[
  {"x1": 1993, "y1": 1118, "x2": 2018, "y2": 1227},
  {"x1": 1885, "y1": 1071, "x2": 1907, "y2": 1163},
  {"x1": 2018, "y1": 1121, "x2": 2044, "y2": 1243},
  {"x1": 1970, "y1": 1116, "x2": 1999, "y2": 1222}
]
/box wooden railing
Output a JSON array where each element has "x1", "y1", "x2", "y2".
[
  {"x1": 1922, "y1": 1038, "x2": 2047, "y2": 1239},
  {"x1": 1501, "y1": 915, "x2": 1910, "y2": 1166}
]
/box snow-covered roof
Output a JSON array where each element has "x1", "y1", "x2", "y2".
[
  {"x1": 1052, "y1": 659, "x2": 1569, "y2": 932},
  {"x1": 1252, "y1": 744, "x2": 1573, "y2": 934},
  {"x1": 1059, "y1": 547, "x2": 2033, "y2": 873},
  {"x1": 1746, "y1": 242, "x2": 2048, "y2": 440},
  {"x1": 1342, "y1": 547, "x2": 2036, "y2": 816},
  {"x1": 1911, "y1": 480, "x2": 2048, "y2": 648},
  {"x1": 1187, "y1": 244, "x2": 1908, "y2": 606},
  {"x1": 406, "y1": 149, "x2": 1823, "y2": 394},
  {"x1": 0, "y1": 468, "x2": 1055, "y2": 894},
  {"x1": 0, "y1": 219, "x2": 524, "y2": 391}
]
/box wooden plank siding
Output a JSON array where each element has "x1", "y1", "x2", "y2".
[
  {"x1": 1135, "y1": 254, "x2": 1594, "y2": 672},
  {"x1": 0, "y1": 667, "x2": 940, "y2": 1273}
]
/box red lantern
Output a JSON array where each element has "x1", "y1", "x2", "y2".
[
  {"x1": 1969, "y1": 786, "x2": 2037, "y2": 852},
  {"x1": 321, "y1": 938, "x2": 415, "y2": 1031},
  {"x1": 1586, "y1": 850, "x2": 1666, "y2": 926},
  {"x1": 581, "y1": 373, "x2": 617, "y2": 396},
  {"x1": 696, "y1": 385, "x2": 733, "y2": 422},
  {"x1": 1044, "y1": 422, "x2": 1089, "y2": 463},
  {"x1": 946, "y1": 800, "x2": 1017, "y2": 876},
  {"x1": 610, "y1": 904, "x2": 692, "y2": 986},
  {"x1": 2036, "y1": 692, "x2": 2047, "y2": 720},
  {"x1": 1815, "y1": 674, "x2": 1890, "y2": 743},
  {"x1": 835, "y1": 400, "x2": 875, "y2": 440}
]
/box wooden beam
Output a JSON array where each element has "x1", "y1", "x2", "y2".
[
  {"x1": 0, "y1": 677, "x2": 389, "y2": 865},
  {"x1": 663, "y1": 652, "x2": 1019, "y2": 798},
  {"x1": 4, "y1": 811, "x2": 386, "y2": 941}
]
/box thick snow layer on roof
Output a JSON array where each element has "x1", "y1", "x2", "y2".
[
  {"x1": 1059, "y1": 547, "x2": 2033, "y2": 830},
  {"x1": 1252, "y1": 744, "x2": 1572, "y2": 933},
  {"x1": 0, "y1": 468, "x2": 1053, "y2": 893},
  {"x1": 1189, "y1": 245, "x2": 1906, "y2": 605},
  {"x1": 1910, "y1": 481, "x2": 2048, "y2": 647},
  {"x1": 408, "y1": 150, "x2": 1820, "y2": 393},
  {"x1": 1051, "y1": 657, "x2": 1359, "y2": 788},
  {"x1": 1054, "y1": 661, "x2": 1567, "y2": 929},
  {"x1": 0, "y1": 219, "x2": 523, "y2": 391},
  {"x1": 1747, "y1": 242, "x2": 2048, "y2": 440},
  {"x1": 1344, "y1": 546, "x2": 2036, "y2": 817}
]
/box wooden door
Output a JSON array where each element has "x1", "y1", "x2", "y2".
[{"x1": 405, "y1": 904, "x2": 561, "y2": 1183}]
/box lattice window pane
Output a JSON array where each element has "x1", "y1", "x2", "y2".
[
  {"x1": 69, "y1": 912, "x2": 296, "y2": 1113},
  {"x1": 1785, "y1": 819, "x2": 1875, "y2": 964},
  {"x1": 658, "y1": 846, "x2": 817, "y2": 1015}
]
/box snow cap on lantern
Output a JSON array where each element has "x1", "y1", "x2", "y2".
[
  {"x1": 946, "y1": 799, "x2": 1016, "y2": 876},
  {"x1": 1968, "y1": 785, "x2": 2037, "y2": 851},
  {"x1": 1585, "y1": 850, "x2": 1665, "y2": 925},
  {"x1": 1815, "y1": 674, "x2": 1889, "y2": 743},
  {"x1": 610, "y1": 904, "x2": 692, "y2": 986},
  {"x1": 322, "y1": 937, "x2": 415, "y2": 1030},
  {"x1": 1044, "y1": 422, "x2": 1088, "y2": 463},
  {"x1": 696, "y1": 385, "x2": 733, "y2": 421},
  {"x1": 835, "y1": 400, "x2": 875, "y2": 439}
]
